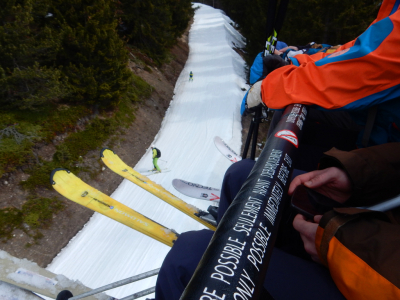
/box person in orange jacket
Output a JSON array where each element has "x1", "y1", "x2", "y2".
[{"x1": 259, "y1": 0, "x2": 400, "y2": 147}]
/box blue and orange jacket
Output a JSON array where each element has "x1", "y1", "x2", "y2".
[{"x1": 261, "y1": 0, "x2": 400, "y2": 146}]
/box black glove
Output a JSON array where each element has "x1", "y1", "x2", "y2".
[{"x1": 262, "y1": 55, "x2": 289, "y2": 78}]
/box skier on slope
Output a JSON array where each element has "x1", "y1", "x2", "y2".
[
  {"x1": 151, "y1": 146, "x2": 161, "y2": 172},
  {"x1": 189, "y1": 71, "x2": 193, "y2": 81}
]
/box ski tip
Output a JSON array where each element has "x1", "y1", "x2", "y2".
[
  {"x1": 214, "y1": 136, "x2": 224, "y2": 145},
  {"x1": 171, "y1": 178, "x2": 181, "y2": 188},
  {"x1": 50, "y1": 168, "x2": 70, "y2": 185},
  {"x1": 100, "y1": 147, "x2": 113, "y2": 158},
  {"x1": 172, "y1": 178, "x2": 185, "y2": 183}
]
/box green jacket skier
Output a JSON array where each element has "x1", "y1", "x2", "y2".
[
  {"x1": 189, "y1": 71, "x2": 193, "y2": 81},
  {"x1": 151, "y1": 147, "x2": 161, "y2": 172}
]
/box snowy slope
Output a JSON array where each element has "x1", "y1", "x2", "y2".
[{"x1": 45, "y1": 4, "x2": 247, "y2": 299}]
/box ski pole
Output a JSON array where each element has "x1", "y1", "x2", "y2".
[
  {"x1": 159, "y1": 159, "x2": 168, "y2": 163},
  {"x1": 359, "y1": 193, "x2": 400, "y2": 212},
  {"x1": 68, "y1": 269, "x2": 160, "y2": 300}
]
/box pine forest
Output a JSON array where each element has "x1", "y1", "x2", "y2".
[{"x1": 0, "y1": 0, "x2": 380, "y2": 246}]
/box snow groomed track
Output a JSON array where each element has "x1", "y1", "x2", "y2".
[{"x1": 46, "y1": 4, "x2": 247, "y2": 299}]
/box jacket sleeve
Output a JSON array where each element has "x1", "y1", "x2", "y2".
[
  {"x1": 261, "y1": 2, "x2": 400, "y2": 111},
  {"x1": 319, "y1": 143, "x2": 400, "y2": 206},
  {"x1": 152, "y1": 149, "x2": 156, "y2": 159},
  {"x1": 314, "y1": 142, "x2": 400, "y2": 300}
]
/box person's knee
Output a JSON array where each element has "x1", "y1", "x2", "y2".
[
  {"x1": 218, "y1": 159, "x2": 256, "y2": 221},
  {"x1": 155, "y1": 230, "x2": 214, "y2": 300},
  {"x1": 223, "y1": 159, "x2": 255, "y2": 188},
  {"x1": 224, "y1": 158, "x2": 255, "y2": 176}
]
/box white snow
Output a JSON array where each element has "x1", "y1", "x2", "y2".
[
  {"x1": 0, "y1": 281, "x2": 43, "y2": 300},
  {"x1": 1, "y1": 4, "x2": 248, "y2": 299}
]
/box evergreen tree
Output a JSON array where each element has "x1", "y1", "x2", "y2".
[
  {"x1": 279, "y1": 0, "x2": 380, "y2": 45},
  {"x1": 118, "y1": 0, "x2": 172, "y2": 63},
  {"x1": 219, "y1": 0, "x2": 246, "y2": 28},
  {"x1": 50, "y1": 0, "x2": 133, "y2": 107},
  {"x1": 240, "y1": 0, "x2": 269, "y2": 64},
  {"x1": 218, "y1": 0, "x2": 380, "y2": 67},
  {"x1": 119, "y1": 0, "x2": 193, "y2": 64},
  {"x1": 166, "y1": 0, "x2": 194, "y2": 38},
  {"x1": 0, "y1": 0, "x2": 66, "y2": 110}
]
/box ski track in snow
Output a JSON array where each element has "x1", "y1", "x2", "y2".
[{"x1": 38, "y1": 4, "x2": 247, "y2": 299}]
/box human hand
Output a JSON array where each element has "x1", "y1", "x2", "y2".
[
  {"x1": 278, "y1": 46, "x2": 298, "y2": 52},
  {"x1": 293, "y1": 214, "x2": 322, "y2": 263},
  {"x1": 288, "y1": 167, "x2": 352, "y2": 204}
]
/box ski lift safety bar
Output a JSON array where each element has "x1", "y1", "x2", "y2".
[{"x1": 180, "y1": 104, "x2": 308, "y2": 300}]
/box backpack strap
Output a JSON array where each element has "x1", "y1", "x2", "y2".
[{"x1": 318, "y1": 214, "x2": 359, "y2": 267}]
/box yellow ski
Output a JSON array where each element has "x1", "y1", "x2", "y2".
[
  {"x1": 100, "y1": 148, "x2": 217, "y2": 231},
  {"x1": 51, "y1": 168, "x2": 178, "y2": 247}
]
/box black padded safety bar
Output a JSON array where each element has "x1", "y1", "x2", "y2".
[{"x1": 180, "y1": 104, "x2": 308, "y2": 300}]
